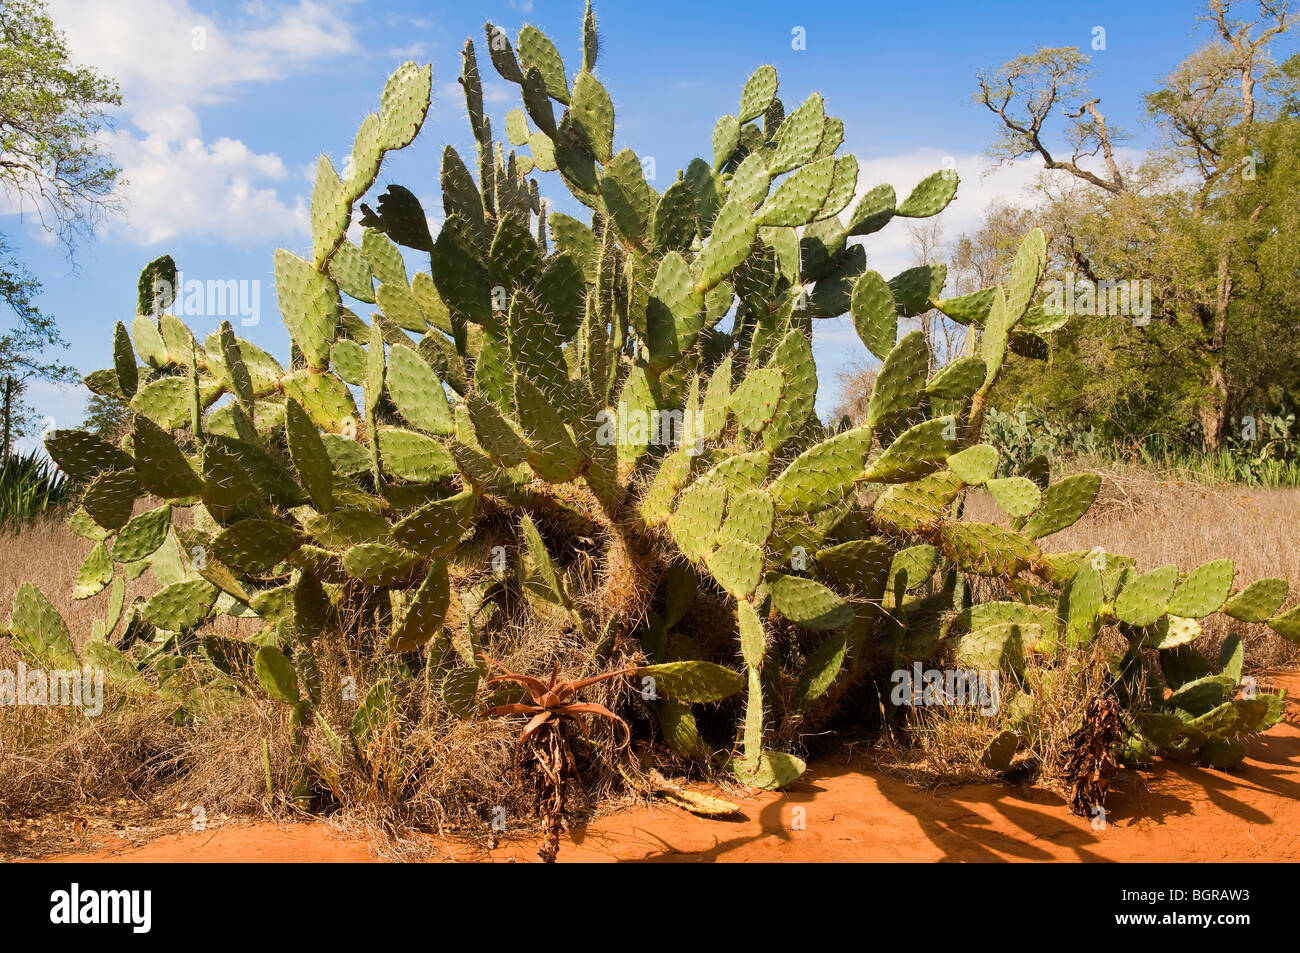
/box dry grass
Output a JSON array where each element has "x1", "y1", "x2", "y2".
[
  {"x1": 876, "y1": 640, "x2": 1119, "y2": 796},
  {"x1": 0, "y1": 514, "x2": 201, "y2": 857},
  {"x1": 296, "y1": 609, "x2": 640, "y2": 853},
  {"x1": 0, "y1": 512, "x2": 250, "y2": 651},
  {"x1": 0, "y1": 510, "x2": 650, "y2": 860},
  {"x1": 964, "y1": 468, "x2": 1300, "y2": 669},
  {"x1": 969, "y1": 469, "x2": 1300, "y2": 588},
  {"x1": 876, "y1": 468, "x2": 1299, "y2": 796},
  {"x1": 2, "y1": 470, "x2": 1296, "y2": 856},
  {"x1": 0, "y1": 517, "x2": 116, "y2": 648}
]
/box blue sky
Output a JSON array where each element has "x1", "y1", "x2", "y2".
[{"x1": 6, "y1": 0, "x2": 1234, "y2": 446}]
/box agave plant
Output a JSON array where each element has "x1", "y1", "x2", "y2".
[
  {"x1": 481, "y1": 653, "x2": 632, "y2": 760},
  {"x1": 0, "y1": 449, "x2": 72, "y2": 526},
  {"x1": 9, "y1": 3, "x2": 1291, "y2": 825},
  {"x1": 480, "y1": 652, "x2": 632, "y2": 861}
]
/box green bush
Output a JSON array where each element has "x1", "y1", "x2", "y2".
[{"x1": 981, "y1": 398, "x2": 1101, "y2": 480}]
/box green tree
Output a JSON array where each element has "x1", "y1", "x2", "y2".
[
  {"x1": 0, "y1": 0, "x2": 121, "y2": 454},
  {"x1": 975, "y1": 0, "x2": 1298, "y2": 448},
  {"x1": 948, "y1": 201, "x2": 1039, "y2": 294},
  {"x1": 79, "y1": 391, "x2": 129, "y2": 440}
]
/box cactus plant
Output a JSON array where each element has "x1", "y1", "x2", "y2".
[{"x1": 11, "y1": 3, "x2": 1290, "y2": 812}]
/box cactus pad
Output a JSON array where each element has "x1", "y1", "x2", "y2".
[
  {"x1": 986, "y1": 476, "x2": 1042, "y2": 519},
  {"x1": 896, "y1": 169, "x2": 959, "y2": 218},
  {"x1": 389, "y1": 560, "x2": 451, "y2": 651},
  {"x1": 739, "y1": 65, "x2": 778, "y2": 123},
  {"x1": 1115, "y1": 565, "x2": 1179, "y2": 627},
  {"x1": 635, "y1": 661, "x2": 745, "y2": 703},
  {"x1": 850, "y1": 270, "x2": 897, "y2": 361},
  {"x1": 728, "y1": 366, "x2": 784, "y2": 432},
  {"x1": 1167, "y1": 559, "x2": 1234, "y2": 619},
  {"x1": 768, "y1": 574, "x2": 853, "y2": 630},
  {"x1": 111, "y1": 504, "x2": 172, "y2": 564},
  {"x1": 1021, "y1": 473, "x2": 1101, "y2": 540},
  {"x1": 770, "y1": 426, "x2": 874, "y2": 514},
  {"x1": 142, "y1": 578, "x2": 219, "y2": 632},
  {"x1": 1222, "y1": 578, "x2": 1288, "y2": 623}
]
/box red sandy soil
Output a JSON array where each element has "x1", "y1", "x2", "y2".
[{"x1": 37, "y1": 676, "x2": 1300, "y2": 864}]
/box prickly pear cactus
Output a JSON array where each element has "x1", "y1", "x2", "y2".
[{"x1": 22, "y1": 3, "x2": 1292, "y2": 790}]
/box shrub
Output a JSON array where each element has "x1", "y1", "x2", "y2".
[{"x1": 981, "y1": 398, "x2": 1100, "y2": 480}]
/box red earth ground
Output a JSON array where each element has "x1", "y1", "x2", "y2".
[{"x1": 37, "y1": 674, "x2": 1300, "y2": 863}]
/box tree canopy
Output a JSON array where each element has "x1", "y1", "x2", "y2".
[
  {"x1": 0, "y1": 0, "x2": 121, "y2": 454},
  {"x1": 974, "y1": 0, "x2": 1299, "y2": 449}
]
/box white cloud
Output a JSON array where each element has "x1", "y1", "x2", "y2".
[
  {"x1": 39, "y1": 0, "x2": 356, "y2": 245},
  {"x1": 52, "y1": 0, "x2": 354, "y2": 137},
  {"x1": 105, "y1": 131, "x2": 306, "y2": 244},
  {"x1": 435, "y1": 80, "x2": 464, "y2": 102},
  {"x1": 846, "y1": 149, "x2": 1047, "y2": 279},
  {"x1": 842, "y1": 145, "x2": 1149, "y2": 277},
  {"x1": 12, "y1": 381, "x2": 91, "y2": 454},
  {"x1": 298, "y1": 160, "x2": 321, "y2": 186},
  {"x1": 386, "y1": 12, "x2": 434, "y2": 30}
]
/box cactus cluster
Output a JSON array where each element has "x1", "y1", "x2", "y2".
[{"x1": 12, "y1": 5, "x2": 1294, "y2": 797}]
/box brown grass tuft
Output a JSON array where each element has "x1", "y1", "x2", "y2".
[
  {"x1": 875, "y1": 640, "x2": 1119, "y2": 792},
  {"x1": 964, "y1": 470, "x2": 1300, "y2": 670}
]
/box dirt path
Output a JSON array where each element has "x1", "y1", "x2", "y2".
[
  {"x1": 37, "y1": 678, "x2": 1300, "y2": 863},
  {"x1": 37, "y1": 738, "x2": 1300, "y2": 863}
]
